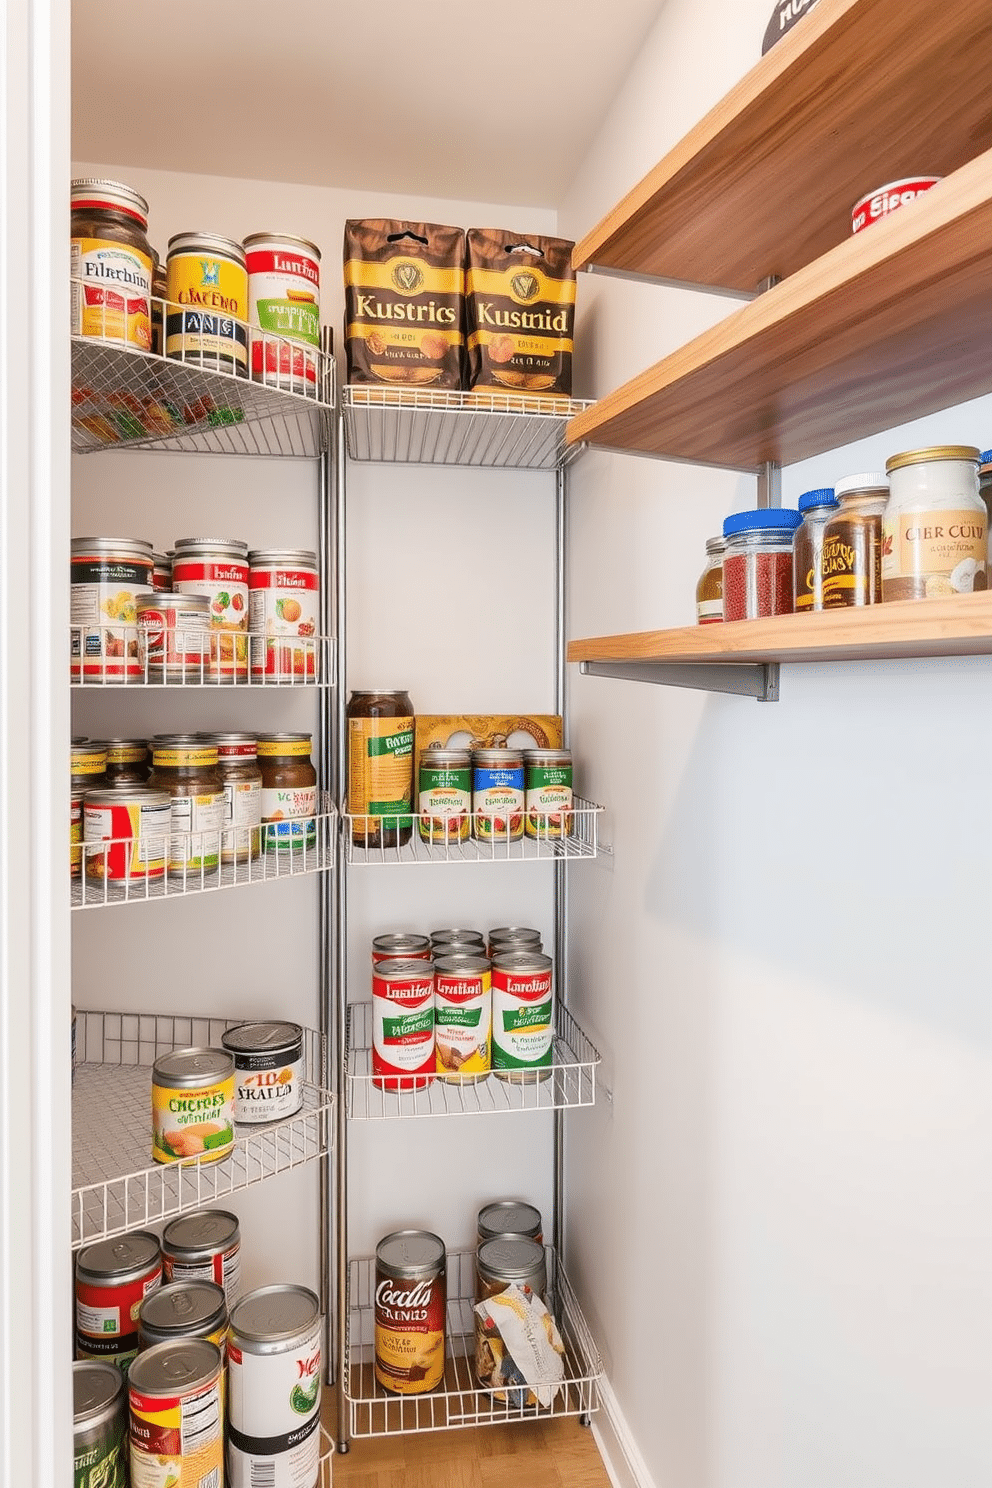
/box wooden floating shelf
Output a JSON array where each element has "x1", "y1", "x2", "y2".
[
  {"x1": 573, "y1": 0, "x2": 992, "y2": 290},
  {"x1": 566, "y1": 151, "x2": 992, "y2": 470},
  {"x1": 568, "y1": 592, "x2": 992, "y2": 671}
]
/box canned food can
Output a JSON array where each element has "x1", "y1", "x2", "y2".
[
  {"x1": 487, "y1": 926, "x2": 542, "y2": 958},
  {"x1": 418, "y1": 748, "x2": 471, "y2": 843},
  {"x1": 257, "y1": 732, "x2": 318, "y2": 854},
  {"x1": 477, "y1": 1199, "x2": 543, "y2": 1244},
  {"x1": 151, "y1": 1048, "x2": 235, "y2": 1164},
  {"x1": 71, "y1": 742, "x2": 107, "y2": 877},
  {"x1": 127, "y1": 1339, "x2": 224, "y2": 1485},
  {"x1": 244, "y1": 232, "x2": 321, "y2": 389},
  {"x1": 227, "y1": 1284, "x2": 322, "y2": 1488},
  {"x1": 371, "y1": 959, "x2": 435, "y2": 1091},
  {"x1": 491, "y1": 951, "x2": 554, "y2": 1082},
  {"x1": 472, "y1": 747, "x2": 524, "y2": 841},
  {"x1": 430, "y1": 928, "x2": 486, "y2": 952},
  {"x1": 73, "y1": 1360, "x2": 127, "y2": 1488},
  {"x1": 211, "y1": 733, "x2": 263, "y2": 864},
  {"x1": 161, "y1": 1209, "x2": 243, "y2": 1303},
  {"x1": 70, "y1": 536, "x2": 154, "y2": 681},
  {"x1": 433, "y1": 955, "x2": 491, "y2": 1082},
  {"x1": 475, "y1": 1237, "x2": 549, "y2": 1400},
  {"x1": 524, "y1": 748, "x2": 573, "y2": 839},
  {"x1": 71, "y1": 178, "x2": 153, "y2": 351},
  {"x1": 83, "y1": 787, "x2": 171, "y2": 882},
  {"x1": 171, "y1": 536, "x2": 250, "y2": 682},
  {"x1": 851, "y1": 176, "x2": 942, "y2": 233},
  {"x1": 151, "y1": 552, "x2": 171, "y2": 591},
  {"x1": 371, "y1": 932, "x2": 432, "y2": 964},
  {"x1": 221, "y1": 1020, "x2": 305, "y2": 1123},
  {"x1": 166, "y1": 231, "x2": 248, "y2": 372},
  {"x1": 75, "y1": 1232, "x2": 163, "y2": 1375},
  {"x1": 375, "y1": 1230, "x2": 446, "y2": 1395},
  {"x1": 138, "y1": 1280, "x2": 228, "y2": 1358},
  {"x1": 247, "y1": 547, "x2": 320, "y2": 679},
  {"x1": 136, "y1": 592, "x2": 212, "y2": 680}
]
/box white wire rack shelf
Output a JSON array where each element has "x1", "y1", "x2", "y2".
[
  {"x1": 346, "y1": 1000, "x2": 599, "y2": 1120},
  {"x1": 342, "y1": 385, "x2": 592, "y2": 469},
  {"x1": 72, "y1": 799, "x2": 335, "y2": 910},
  {"x1": 71, "y1": 1010, "x2": 332, "y2": 1248},
  {"x1": 343, "y1": 798, "x2": 604, "y2": 865},
  {"x1": 71, "y1": 286, "x2": 335, "y2": 458},
  {"x1": 70, "y1": 627, "x2": 334, "y2": 688},
  {"x1": 318, "y1": 1427, "x2": 334, "y2": 1484},
  {"x1": 344, "y1": 1246, "x2": 600, "y2": 1437}
]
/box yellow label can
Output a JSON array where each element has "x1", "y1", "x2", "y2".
[
  {"x1": 166, "y1": 232, "x2": 248, "y2": 372},
  {"x1": 151, "y1": 1048, "x2": 235, "y2": 1165}
]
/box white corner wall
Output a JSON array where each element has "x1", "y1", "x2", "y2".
[{"x1": 557, "y1": 3, "x2": 992, "y2": 1486}]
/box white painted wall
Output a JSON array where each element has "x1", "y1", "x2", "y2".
[{"x1": 557, "y1": 3, "x2": 992, "y2": 1487}]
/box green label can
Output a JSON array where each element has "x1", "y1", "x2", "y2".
[
  {"x1": 524, "y1": 749, "x2": 573, "y2": 840},
  {"x1": 491, "y1": 952, "x2": 553, "y2": 1082},
  {"x1": 73, "y1": 1360, "x2": 127, "y2": 1488},
  {"x1": 418, "y1": 748, "x2": 471, "y2": 843}
]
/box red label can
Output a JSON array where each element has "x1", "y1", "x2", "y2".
[
  {"x1": 371, "y1": 959, "x2": 435, "y2": 1090},
  {"x1": 75, "y1": 1232, "x2": 163, "y2": 1374},
  {"x1": 82, "y1": 789, "x2": 171, "y2": 881},
  {"x1": 371, "y1": 933, "x2": 432, "y2": 964},
  {"x1": 851, "y1": 176, "x2": 942, "y2": 234},
  {"x1": 247, "y1": 548, "x2": 320, "y2": 679}
]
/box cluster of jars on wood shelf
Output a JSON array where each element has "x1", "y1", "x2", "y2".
[{"x1": 696, "y1": 446, "x2": 992, "y2": 624}]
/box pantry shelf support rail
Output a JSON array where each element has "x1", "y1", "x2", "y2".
[
  {"x1": 581, "y1": 261, "x2": 758, "y2": 301},
  {"x1": 578, "y1": 658, "x2": 781, "y2": 702}
]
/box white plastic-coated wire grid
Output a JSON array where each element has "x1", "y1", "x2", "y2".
[
  {"x1": 345, "y1": 1247, "x2": 601, "y2": 1436},
  {"x1": 342, "y1": 385, "x2": 592, "y2": 469},
  {"x1": 71, "y1": 1010, "x2": 331, "y2": 1248},
  {"x1": 318, "y1": 1427, "x2": 334, "y2": 1483},
  {"x1": 344, "y1": 799, "x2": 604, "y2": 865},
  {"x1": 72, "y1": 798, "x2": 335, "y2": 910},
  {"x1": 346, "y1": 1001, "x2": 599, "y2": 1120},
  {"x1": 70, "y1": 626, "x2": 334, "y2": 688},
  {"x1": 71, "y1": 284, "x2": 335, "y2": 457}
]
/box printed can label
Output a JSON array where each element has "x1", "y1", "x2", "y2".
[
  {"x1": 372, "y1": 968, "x2": 435, "y2": 1090},
  {"x1": 83, "y1": 797, "x2": 171, "y2": 881},
  {"x1": 418, "y1": 763, "x2": 471, "y2": 842},
  {"x1": 166, "y1": 791, "x2": 225, "y2": 874},
  {"x1": 75, "y1": 1266, "x2": 162, "y2": 1374},
  {"x1": 246, "y1": 242, "x2": 321, "y2": 388},
  {"x1": 74, "y1": 1423, "x2": 127, "y2": 1488},
  {"x1": 524, "y1": 764, "x2": 573, "y2": 840},
  {"x1": 472, "y1": 763, "x2": 524, "y2": 840},
  {"x1": 230, "y1": 1049, "x2": 304, "y2": 1124},
  {"x1": 261, "y1": 785, "x2": 318, "y2": 853},
  {"x1": 248, "y1": 565, "x2": 319, "y2": 678},
  {"x1": 882, "y1": 508, "x2": 988, "y2": 600},
  {"x1": 374, "y1": 1267, "x2": 446, "y2": 1394},
  {"x1": 172, "y1": 556, "x2": 249, "y2": 678},
  {"x1": 137, "y1": 603, "x2": 211, "y2": 672},
  {"x1": 71, "y1": 554, "x2": 154, "y2": 679},
  {"x1": 435, "y1": 967, "x2": 491, "y2": 1080},
  {"x1": 164, "y1": 1241, "x2": 242, "y2": 1303},
  {"x1": 491, "y1": 964, "x2": 554, "y2": 1077},
  {"x1": 166, "y1": 250, "x2": 248, "y2": 370},
  {"x1": 348, "y1": 716, "x2": 414, "y2": 835},
  {"x1": 71, "y1": 237, "x2": 152, "y2": 349},
  {"x1": 152, "y1": 1073, "x2": 235, "y2": 1164},
  {"x1": 221, "y1": 779, "x2": 262, "y2": 862},
  {"x1": 128, "y1": 1372, "x2": 223, "y2": 1487},
  {"x1": 227, "y1": 1318, "x2": 322, "y2": 1487}
]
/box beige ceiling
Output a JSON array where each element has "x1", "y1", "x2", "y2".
[{"x1": 72, "y1": 0, "x2": 665, "y2": 208}]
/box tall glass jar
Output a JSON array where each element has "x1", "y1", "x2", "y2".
[
  {"x1": 347, "y1": 691, "x2": 415, "y2": 848},
  {"x1": 793, "y1": 488, "x2": 837, "y2": 613},
  {"x1": 695, "y1": 535, "x2": 725, "y2": 624},
  {"x1": 146, "y1": 738, "x2": 225, "y2": 882},
  {"x1": 71, "y1": 179, "x2": 153, "y2": 350},
  {"x1": 882, "y1": 446, "x2": 986, "y2": 601},
  {"x1": 722, "y1": 509, "x2": 802, "y2": 621},
  {"x1": 210, "y1": 734, "x2": 262, "y2": 864},
  {"x1": 822, "y1": 474, "x2": 889, "y2": 608},
  {"x1": 257, "y1": 733, "x2": 317, "y2": 857}
]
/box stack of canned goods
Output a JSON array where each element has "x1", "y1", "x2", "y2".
[
  {"x1": 370, "y1": 925, "x2": 554, "y2": 1088},
  {"x1": 72, "y1": 1214, "x2": 323, "y2": 1487},
  {"x1": 418, "y1": 746, "x2": 574, "y2": 843}
]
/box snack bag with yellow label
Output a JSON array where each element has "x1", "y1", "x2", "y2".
[
  {"x1": 465, "y1": 230, "x2": 575, "y2": 396},
  {"x1": 344, "y1": 219, "x2": 464, "y2": 387}
]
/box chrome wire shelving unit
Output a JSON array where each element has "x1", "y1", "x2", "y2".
[
  {"x1": 71, "y1": 1010, "x2": 332, "y2": 1247},
  {"x1": 345, "y1": 1001, "x2": 599, "y2": 1120},
  {"x1": 342, "y1": 385, "x2": 591, "y2": 468},
  {"x1": 344, "y1": 1248, "x2": 601, "y2": 1438},
  {"x1": 343, "y1": 799, "x2": 605, "y2": 865},
  {"x1": 70, "y1": 628, "x2": 335, "y2": 687},
  {"x1": 71, "y1": 799, "x2": 336, "y2": 909}
]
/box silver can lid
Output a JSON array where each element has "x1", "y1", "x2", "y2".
[
  {"x1": 430, "y1": 929, "x2": 485, "y2": 945},
  {"x1": 247, "y1": 548, "x2": 318, "y2": 567},
  {"x1": 72, "y1": 178, "x2": 149, "y2": 223},
  {"x1": 137, "y1": 592, "x2": 211, "y2": 612},
  {"x1": 71, "y1": 536, "x2": 154, "y2": 559},
  {"x1": 76, "y1": 1231, "x2": 161, "y2": 1286},
  {"x1": 488, "y1": 927, "x2": 542, "y2": 944},
  {"x1": 373, "y1": 958, "x2": 436, "y2": 982},
  {"x1": 126, "y1": 1338, "x2": 222, "y2": 1398},
  {"x1": 162, "y1": 1209, "x2": 240, "y2": 1258},
  {"x1": 491, "y1": 950, "x2": 553, "y2": 974},
  {"x1": 139, "y1": 1280, "x2": 227, "y2": 1338},
  {"x1": 72, "y1": 1359, "x2": 125, "y2": 1426},
  {"x1": 152, "y1": 1048, "x2": 234, "y2": 1087},
  {"x1": 229, "y1": 1283, "x2": 321, "y2": 1344},
  {"x1": 478, "y1": 1200, "x2": 543, "y2": 1243},
  {"x1": 373, "y1": 933, "x2": 431, "y2": 955},
  {"x1": 472, "y1": 748, "x2": 523, "y2": 765},
  {"x1": 83, "y1": 787, "x2": 170, "y2": 808},
  {"x1": 376, "y1": 1229, "x2": 446, "y2": 1280},
  {"x1": 172, "y1": 536, "x2": 249, "y2": 557},
  {"x1": 167, "y1": 232, "x2": 246, "y2": 268},
  {"x1": 221, "y1": 1020, "x2": 302, "y2": 1055},
  {"x1": 434, "y1": 956, "x2": 491, "y2": 975},
  {"x1": 477, "y1": 1237, "x2": 546, "y2": 1288}
]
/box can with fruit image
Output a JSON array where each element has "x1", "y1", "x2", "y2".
[
  {"x1": 227, "y1": 1284, "x2": 322, "y2": 1488},
  {"x1": 472, "y1": 747, "x2": 524, "y2": 842},
  {"x1": 244, "y1": 231, "x2": 321, "y2": 390},
  {"x1": 70, "y1": 536, "x2": 154, "y2": 682},
  {"x1": 248, "y1": 548, "x2": 320, "y2": 680},
  {"x1": 172, "y1": 535, "x2": 249, "y2": 682},
  {"x1": 151, "y1": 1048, "x2": 235, "y2": 1164}
]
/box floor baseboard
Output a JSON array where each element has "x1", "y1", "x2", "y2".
[{"x1": 592, "y1": 1374, "x2": 657, "y2": 1488}]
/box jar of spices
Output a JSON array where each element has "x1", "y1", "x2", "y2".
[
  {"x1": 882, "y1": 446, "x2": 986, "y2": 601},
  {"x1": 147, "y1": 737, "x2": 225, "y2": 881},
  {"x1": 209, "y1": 734, "x2": 262, "y2": 864},
  {"x1": 793, "y1": 488, "x2": 838, "y2": 613},
  {"x1": 695, "y1": 535, "x2": 726, "y2": 624},
  {"x1": 257, "y1": 733, "x2": 317, "y2": 856},
  {"x1": 722, "y1": 509, "x2": 802, "y2": 621},
  {"x1": 102, "y1": 738, "x2": 148, "y2": 784},
  {"x1": 472, "y1": 748, "x2": 524, "y2": 842},
  {"x1": 71, "y1": 742, "x2": 108, "y2": 879},
  {"x1": 71, "y1": 179, "x2": 153, "y2": 351},
  {"x1": 347, "y1": 691, "x2": 414, "y2": 849},
  {"x1": 821, "y1": 473, "x2": 889, "y2": 608}
]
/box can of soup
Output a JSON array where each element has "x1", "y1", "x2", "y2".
[
  {"x1": 138, "y1": 1280, "x2": 228, "y2": 1357},
  {"x1": 151, "y1": 1048, "x2": 235, "y2": 1165},
  {"x1": 227, "y1": 1284, "x2": 322, "y2": 1488},
  {"x1": 244, "y1": 232, "x2": 321, "y2": 389},
  {"x1": 374, "y1": 1230, "x2": 446, "y2": 1395},
  {"x1": 70, "y1": 536, "x2": 154, "y2": 682},
  {"x1": 75, "y1": 1232, "x2": 162, "y2": 1375},
  {"x1": 491, "y1": 951, "x2": 554, "y2": 1082},
  {"x1": 851, "y1": 176, "x2": 942, "y2": 233},
  {"x1": 166, "y1": 231, "x2": 248, "y2": 372},
  {"x1": 127, "y1": 1339, "x2": 224, "y2": 1486},
  {"x1": 171, "y1": 536, "x2": 250, "y2": 682},
  {"x1": 221, "y1": 1020, "x2": 305, "y2": 1123},
  {"x1": 161, "y1": 1209, "x2": 242, "y2": 1303},
  {"x1": 433, "y1": 955, "x2": 491, "y2": 1082},
  {"x1": 137, "y1": 592, "x2": 212, "y2": 680},
  {"x1": 477, "y1": 1199, "x2": 544, "y2": 1245},
  {"x1": 247, "y1": 547, "x2": 320, "y2": 680},
  {"x1": 83, "y1": 787, "x2": 171, "y2": 882},
  {"x1": 371, "y1": 932, "x2": 432, "y2": 964},
  {"x1": 524, "y1": 748, "x2": 573, "y2": 839},
  {"x1": 73, "y1": 1360, "x2": 127, "y2": 1488},
  {"x1": 371, "y1": 959, "x2": 435, "y2": 1091}
]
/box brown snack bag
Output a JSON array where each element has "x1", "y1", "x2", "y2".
[
  {"x1": 344, "y1": 220, "x2": 464, "y2": 387},
  {"x1": 465, "y1": 231, "x2": 575, "y2": 395}
]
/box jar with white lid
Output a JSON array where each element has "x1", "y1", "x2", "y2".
[{"x1": 882, "y1": 446, "x2": 986, "y2": 601}]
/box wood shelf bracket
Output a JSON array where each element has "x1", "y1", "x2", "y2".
[{"x1": 578, "y1": 658, "x2": 781, "y2": 702}]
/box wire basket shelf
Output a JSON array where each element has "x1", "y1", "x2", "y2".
[
  {"x1": 346, "y1": 1000, "x2": 599, "y2": 1120},
  {"x1": 71, "y1": 284, "x2": 335, "y2": 458},
  {"x1": 342, "y1": 385, "x2": 592, "y2": 469},
  {"x1": 343, "y1": 798, "x2": 604, "y2": 865},
  {"x1": 71, "y1": 1010, "x2": 332, "y2": 1248},
  {"x1": 70, "y1": 626, "x2": 334, "y2": 688},
  {"x1": 72, "y1": 799, "x2": 335, "y2": 910},
  {"x1": 344, "y1": 1247, "x2": 601, "y2": 1436}
]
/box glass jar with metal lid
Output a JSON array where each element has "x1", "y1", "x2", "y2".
[
  {"x1": 138, "y1": 1280, "x2": 228, "y2": 1354},
  {"x1": 161, "y1": 1209, "x2": 242, "y2": 1302},
  {"x1": 418, "y1": 747, "x2": 471, "y2": 844},
  {"x1": 147, "y1": 738, "x2": 225, "y2": 880},
  {"x1": 207, "y1": 733, "x2": 262, "y2": 864},
  {"x1": 75, "y1": 1231, "x2": 163, "y2": 1372},
  {"x1": 472, "y1": 747, "x2": 524, "y2": 842},
  {"x1": 347, "y1": 690, "x2": 415, "y2": 848},
  {"x1": 71, "y1": 178, "x2": 153, "y2": 351},
  {"x1": 71, "y1": 742, "x2": 107, "y2": 879},
  {"x1": 524, "y1": 748, "x2": 573, "y2": 840},
  {"x1": 151, "y1": 1048, "x2": 235, "y2": 1164},
  {"x1": 257, "y1": 732, "x2": 318, "y2": 856},
  {"x1": 221, "y1": 1019, "x2": 304, "y2": 1123},
  {"x1": 695, "y1": 534, "x2": 726, "y2": 624},
  {"x1": 248, "y1": 548, "x2": 320, "y2": 681},
  {"x1": 165, "y1": 231, "x2": 248, "y2": 373},
  {"x1": 882, "y1": 445, "x2": 986, "y2": 601},
  {"x1": 477, "y1": 1200, "x2": 544, "y2": 1245},
  {"x1": 171, "y1": 537, "x2": 250, "y2": 683},
  {"x1": 72, "y1": 1360, "x2": 127, "y2": 1487},
  {"x1": 101, "y1": 738, "x2": 149, "y2": 784},
  {"x1": 374, "y1": 1231, "x2": 446, "y2": 1395}
]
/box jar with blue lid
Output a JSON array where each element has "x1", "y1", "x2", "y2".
[
  {"x1": 793, "y1": 488, "x2": 838, "y2": 613},
  {"x1": 722, "y1": 507, "x2": 803, "y2": 621}
]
